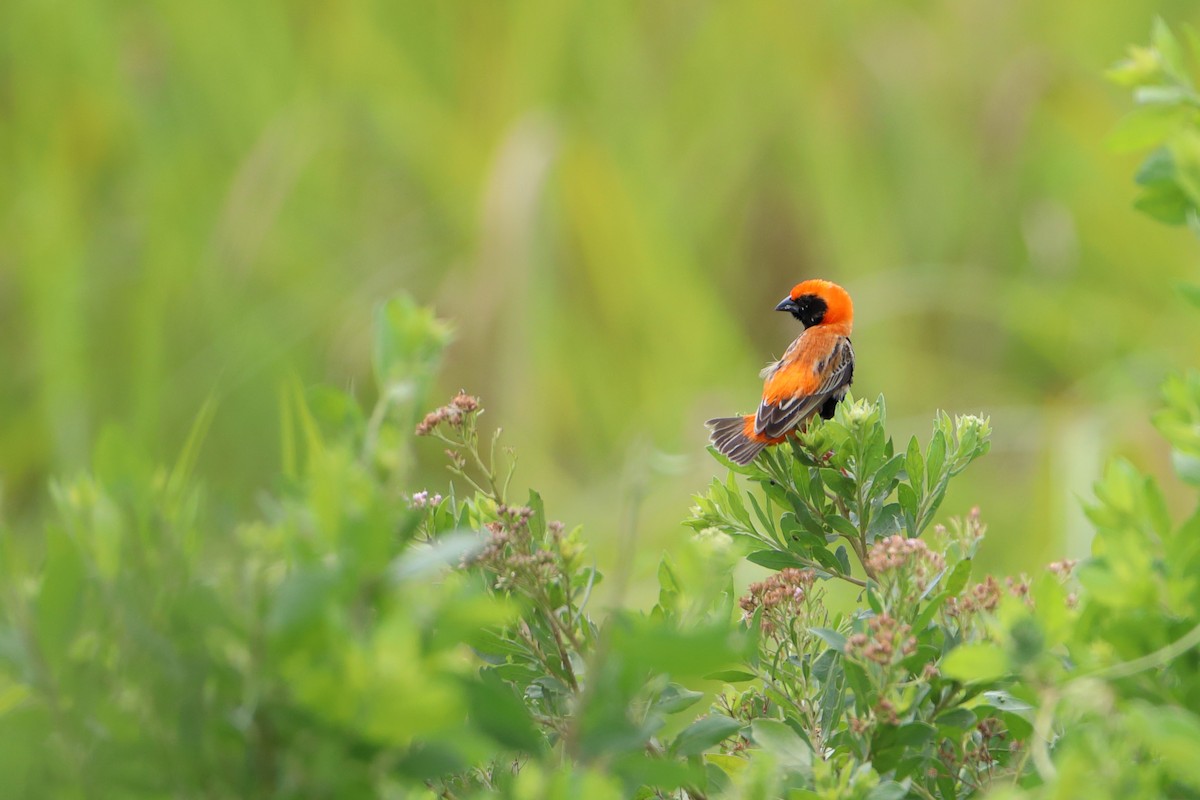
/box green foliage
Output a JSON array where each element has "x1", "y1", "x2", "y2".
[
  {"x1": 971, "y1": 18, "x2": 1200, "y2": 799},
  {"x1": 6, "y1": 258, "x2": 1200, "y2": 798},
  {"x1": 0, "y1": 297, "x2": 750, "y2": 799},
  {"x1": 5, "y1": 272, "x2": 1200, "y2": 798},
  {"x1": 1108, "y1": 20, "x2": 1200, "y2": 228},
  {"x1": 687, "y1": 397, "x2": 990, "y2": 587},
  {"x1": 685, "y1": 404, "x2": 1036, "y2": 798},
  {"x1": 0, "y1": 297, "x2": 505, "y2": 797}
]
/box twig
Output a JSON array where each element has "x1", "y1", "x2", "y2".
[
  {"x1": 1031, "y1": 690, "x2": 1059, "y2": 782},
  {"x1": 1085, "y1": 621, "x2": 1200, "y2": 681}
]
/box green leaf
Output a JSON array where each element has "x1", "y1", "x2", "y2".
[
  {"x1": 705, "y1": 753, "x2": 749, "y2": 778},
  {"x1": 904, "y1": 436, "x2": 924, "y2": 495},
  {"x1": 472, "y1": 629, "x2": 531, "y2": 658},
  {"x1": 1135, "y1": 85, "x2": 1193, "y2": 105},
  {"x1": 809, "y1": 627, "x2": 848, "y2": 652},
  {"x1": 1136, "y1": 147, "x2": 1177, "y2": 184},
  {"x1": 750, "y1": 719, "x2": 813, "y2": 776},
  {"x1": 1008, "y1": 617, "x2": 1045, "y2": 667},
  {"x1": 746, "y1": 492, "x2": 775, "y2": 537},
  {"x1": 944, "y1": 559, "x2": 973, "y2": 597},
  {"x1": 787, "y1": 504, "x2": 827, "y2": 542},
  {"x1": 526, "y1": 490, "x2": 547, "y2": 539},
  {"x1": 1135, "y1": 181, "x2": 1193, "y2": 225},
  {"x1": 613, "y1": 753, "x2": 705, "y2": 793},
  {"x1": 812, "y1": 648, "x2": 839, "y2": 682},
  {"x1": 491, "y1": 663, "x2": 541, "y2": 684},
  {"x1": 704, "y1": 670, "x2": 758, "y2": 683},
  {"x1": 865, "y1": 503, "x2": 903, "y2": 542},
  {"x1": 942, "y1": 643, "x2": 1009, "y2": 683},
  {"x1": 167, "y1": 396, "x2": 218, "y2": 497},
  {"x1": 393, "y1": 742, "x2": 468, "y2": 781},
  {"x1": 609, "y1": 616, "x2": 748, "y2": 679},
  {"x1": 1143, "y1": 478, "x2": 1172, "y2": 538},
  {"x1": 389, "y1": 531, "x2": 485, "y2": 582},
  {"x1": 827, "y1": 515, "x2": 859, "y2": 540},
  {"x1": 1108, "y1": 104, "x2": 1196, "y2": 152},
  {"x1": 266, "y1": 567, "x2": 336, "y2": 639},
  {"x1": 1003, "y1": 710, "x2": 1034, "y2": 740},
  {"x1": 925, "y1": 430, "x2": 947, "y2": 486},
  {"x1": 891, "y1": 722, "x2": 937, "y2": 748},
  {"x1": 747, "y1": 549, "x2": 810, "y2": 571},
  {"x1": 811, "y1": 546, "x2": 843, "y2": 574},
  {"x1": 834, "y1": 546, "x2": 852, "y2": 576},
  {"x1": 1172, "y1": 449, "x2": 1200, "y2": 485},
  {"x1": 870, "y1": 455, "x2": 907, "y2": 501},
  {"x1": 873, "y1": 722, "x2": 936, "y2": 768},
  {"x1": 782, "y1": 512, "x2": 827, "y2": 551},
  {"x1": 935, "y1": 708, "x2": 978, "y2": 731},
  {"x1": 821, "y1": 468, "x2": 856, "y2": 499},
  {"x1": 867, "y1": 782, "x2": 909, "y2": 800},
  {"x1": 913, "y1": 592, "x2": 948, "y2": 631},
  {"x1": 842, "y1": 660, "x2": 872, "y2": 705},
  {"x1": 708, "y1": 446, "x2": 758, "y2": 475},
  {"x1": 1152, "y1": 17, "x2": 1191, "y2": 85},
  {"x1": 866, "y1": 583, "x2": 884, "y2": 615},
  {"x1": 897, "y1": 484, "x2": 919, "y2": 533},
  {"x1": 979, "y1": 690, "x2": 1034, "y2": 713},
  {"x1": 671, "y1": 715, "x2": 742, "y2": 757},
  {"x1": 1127, "y1": 702, "x2": 1200, "y2": 788},
  {"x1": 33, "y1": 529, "x2": 86, "y2": 664},
  {"x1": 654, "y1": 684, "x2": 705, "y2": 714},
  {"x1": 466, "y1": 669, "x2": 545, "y2": 753}
]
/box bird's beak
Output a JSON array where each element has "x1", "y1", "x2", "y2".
[{"x1": 775, "y1": 297, "x2": 799, "y2": 314}]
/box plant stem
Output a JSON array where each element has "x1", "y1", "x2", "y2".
[
  {"x1": 1086, "y1": 621, "x2": 1200, "y2": 680},
  {"x1": 1031, "y1": 690, "x2": 1059, "y2": 782}
]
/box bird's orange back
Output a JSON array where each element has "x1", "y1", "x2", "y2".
[{"x1": 762, "y1": 327, "x2": 849, "y2": 405}]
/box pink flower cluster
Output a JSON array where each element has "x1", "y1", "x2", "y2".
[
  {"x1": 416, "y1": 391, "x2": 481, "y2": 436},
  {"x1": 738, "y1": 568, "x2": 816, "y2": 634},
  {"x1": 867, "y1": 535, "x2": 946, "y2": 591},
  {"x1": 846, "y1": 612, "x2": 917, "y2": 666}
]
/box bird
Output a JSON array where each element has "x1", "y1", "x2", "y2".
[{"x1": 706, "y1": 279, "x2": 855, "y2": 465}]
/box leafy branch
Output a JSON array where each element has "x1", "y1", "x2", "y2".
[{"x1": 687, "y1": 395, "x2": 990, "y2": 590}]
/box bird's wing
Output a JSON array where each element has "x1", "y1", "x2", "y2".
[{"x1": 754, "y1": 334, "x2": 854, "y2": 440}]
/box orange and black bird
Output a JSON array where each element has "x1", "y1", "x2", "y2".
[{"x1": 706, "y1": 279, "x2": 855, "y2": 465}]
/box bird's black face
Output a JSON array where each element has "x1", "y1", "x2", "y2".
[{"x1": 775, "y1": 293, "x2": 828, "y2": 329}]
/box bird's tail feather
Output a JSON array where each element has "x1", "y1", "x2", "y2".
[{"x1": 705, "y1": 415, "x2": 767, "y2": 465}]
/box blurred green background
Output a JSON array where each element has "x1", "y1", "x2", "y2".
[{"x1": 3, "y1": 0, "x2": 1199, "y2": 594}]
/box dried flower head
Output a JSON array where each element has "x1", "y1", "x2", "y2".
[
  {"x1": 415, "y1": 411, "x2": 442, "y2": 436},
  {"x1": 846, "y1": 612, "x2": 916, "y2": 666},
  {"x1": 946, "y1": 575, "x2": 1002, "y2": 618},
  {"x1": 867, "y1": 535, "x2": 946, "y2": 593},
  {"x1": 1047, "y1": 559, "x2": 1078, "y2": 578},
  {"x1": 738, "y1": 568, "x2": 817, "y2": 634},
  {"x1": 415, "y1": 391, "x2": 483, "y2": 436},
  {"x1": 875, "y1": 698, "x2": 900, "y2": 726},
  {"x1": 466, "y1": 505, "x2": 562, "y2": 592},
  {"x1": 451, "y1": 391, "x2": 480, "y2": 413}
]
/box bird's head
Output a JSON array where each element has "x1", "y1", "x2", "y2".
[{"x1": 775, "y1": 279, "x2": 854, "y2": 330}]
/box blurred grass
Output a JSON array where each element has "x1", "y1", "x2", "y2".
[{"x1": 2, "y1": 0, "x2": 1199, "y2": 592}]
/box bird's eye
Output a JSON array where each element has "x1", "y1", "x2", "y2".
[{"x1": 794, "y1": 294, "x2": 828, "y2": 328}]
